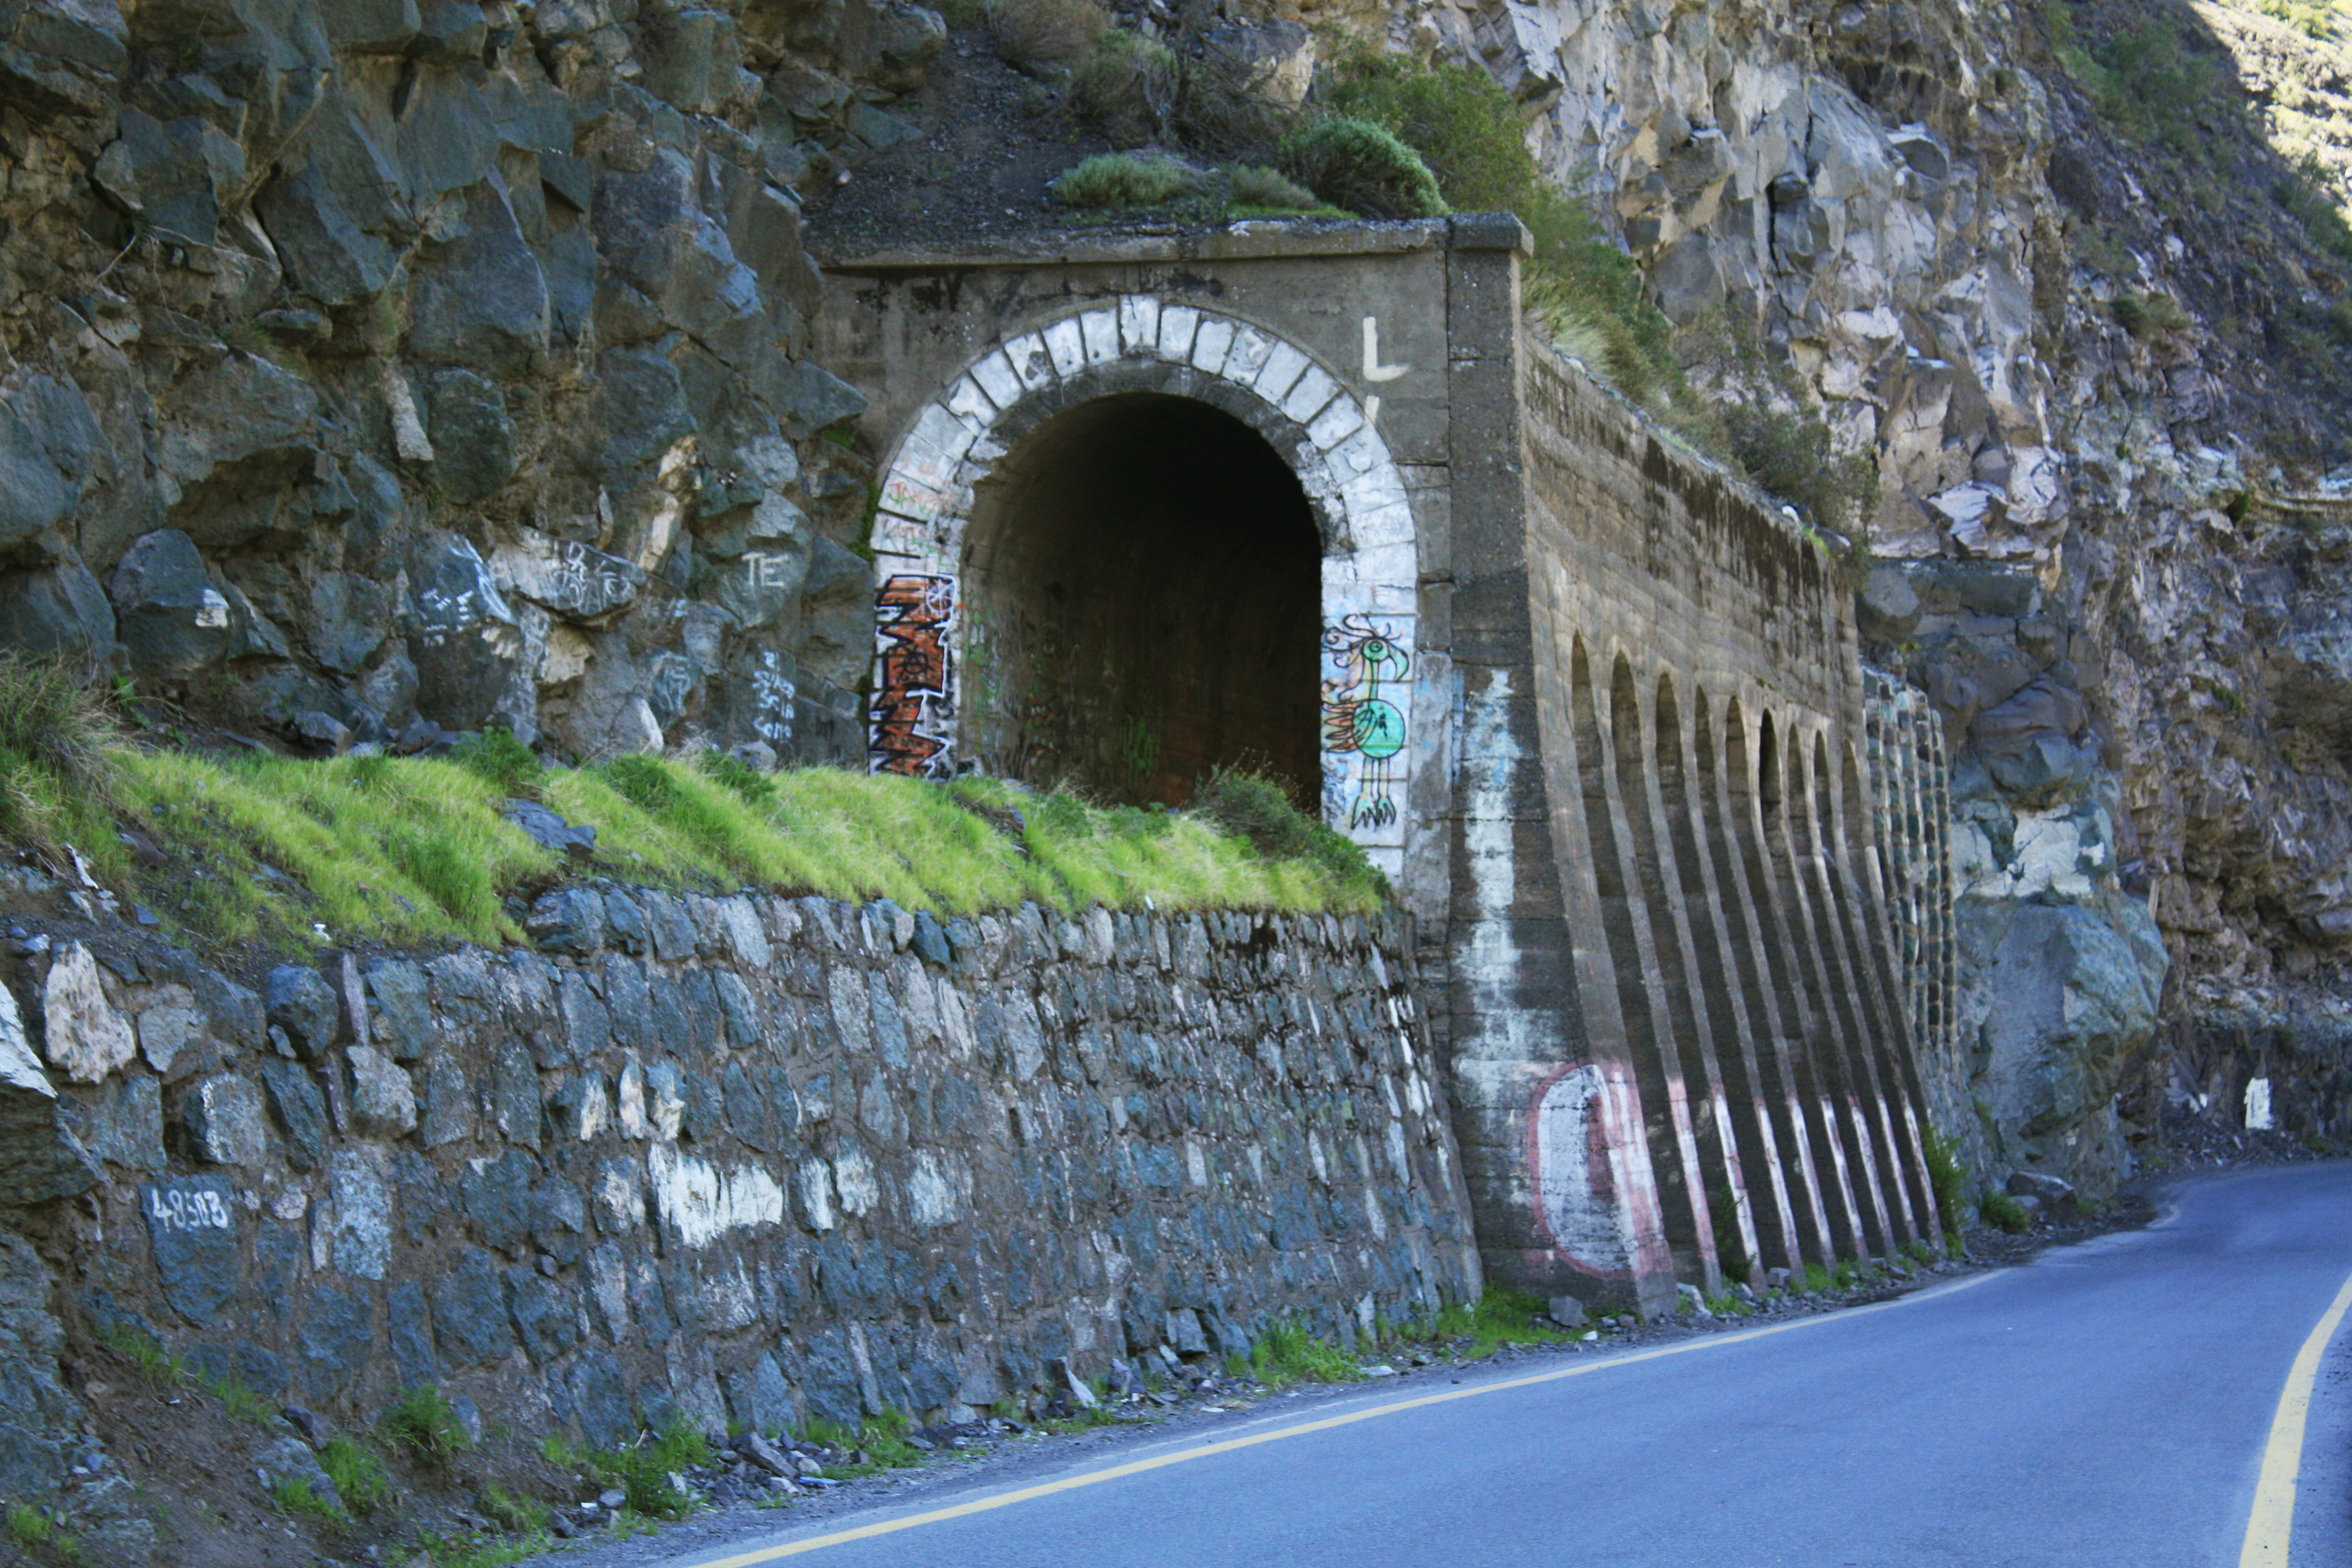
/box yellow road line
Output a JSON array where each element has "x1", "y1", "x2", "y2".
[
  {"x1": 679, "y1": 1271, "x2": 2001, "y2": 1568},
  {"x1": 2239, "y1": 1264, "x2": 2352, "y2": 1566}
]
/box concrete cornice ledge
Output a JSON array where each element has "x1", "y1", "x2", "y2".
[{"x1": 819, "y1": 213, "x2": 1528, "y2": 274}]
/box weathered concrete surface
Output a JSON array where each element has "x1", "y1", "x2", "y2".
[{"x1": 821, "y1": 225, "x2": 1950, "y2": 1317}]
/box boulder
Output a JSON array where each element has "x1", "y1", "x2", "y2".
[
  {"x1": 109, "y1": 530, "x2": 231, "y2": 674},
  {"x1": 406, "y1": 179, "x2": 549, "y2": 377},
  {"x1": 255, "y1": 162, "x2": 397, "y2": 308},
  {"x1": 0, "y1": 560, "x2": 117, "y2": 658},
  {"x1": 424, "y1": 370, "x2": 517, "y2": 504},
  {"x1": 0, "y1": 984, "x2": 101, "y2": 1203},
  {"x1": 91, "y1": 108, "x2": 242, "y2": 248},
  {"x1": 154, "y1": 355, "x2": 318, "y2": 546}
]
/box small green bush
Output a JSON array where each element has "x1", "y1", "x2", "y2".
[
  {"x1": 695, "y1": 748, "x2": 778, "y2": 809},
  {"x1": 266, "y1": 1475, "x2": 341, "y2": 1520},
  {"x1": 1050, "y1": 151, "x2": 1201, "y2": 209},
  {"x1": 480, "y1": 1484, "x2": 548, "y2": 1533},
  {"x1": 320, "y1": 1437, "x2": 390, "y2": 1513},
  {"x1": 1278, "y1": 117, "x2": 1446, "y2": 219},
  {"x1": 0, "y1": 653, "x2": 123, "y2": 863},
  {"x1": 383, "y1": 1385, "x2": 471, "y2": 1462},
  {"x1": 2111, "y1": 290, "x2": 2192, "y2": 340},
  {"x1": 449, "y1": 725, "x2": 543, "y2": 795},
  {"x1": 1980, "y1": 1190, "x2": 2032, "y2": 1233},
  {"x1": 1068, "y1": 28, "x2": 1173, "y2": 146},
  {"x1": 986, "y1": 0, "x2": 1106, "y2": 69},
  {"x1": 1226, "y1": 164, "x2": 1322, "y2": 211},
  {"x1": 1325, "y1": 50, "x2": 1533, "y2": 211},
  {"x1": 1719, "y1": 401, "x2": 1881, "y2": 535},
  {"x1": 1922, "y1": 1129, "x2": 1970, "y2": 1234}
]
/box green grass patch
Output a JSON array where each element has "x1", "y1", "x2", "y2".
[
  {"x1": 1922, "y1": 1129, "x2": 1971, "y2": 1235},
  {"x1": 567, "y1": 1415, "x2": 711, "y2": 1518},
  {"x1": 382, "y1": 1385, "x2": 472, "y2": 1464},
  {"x1": 265, "y1": 1474, "x2": 341, "y2": 1520},
  {"x1": 4, "y1": 1501, "x2": 55, "y2": 1547},
  {"x1": 1400, "y1": 1286, "x2": 1568, "y2": 1358},
  {"x1": 208, "y1": 1374, "x2": 276, "y2": 1424},
  {"x1": 0, "y1": 718, "x2": 1386, "y2": 951},
  {"x1": 478, "y1": 1484, "x2": 547, "y2": 1533},
  {"x1": 1248, "y1": 1317, "x2": 1364, "y2": 1386},
  {"x1": 420, "y1": 1529, "x2": 555, "y2": 1568},
  {"x1": 102, "y1": 1323, "x2": 188, "y2": 1387},
  {"x1": 1980, "y1": 1190, "x2": 2033, "y2": 1233},
  {"x1": 803, "y1": 1411, "x2": 928, "y2": 1475},
  {"x1": 319, "y1": 1437, "x2": 390, "y2": 1514}
]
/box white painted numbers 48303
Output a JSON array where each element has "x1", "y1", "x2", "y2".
[{"x1": 145, "y1": 1184, "x2": 233, "y2": 1232}]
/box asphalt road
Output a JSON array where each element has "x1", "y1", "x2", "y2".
[{"x1": 643, "y1": 1163, "x2": 2352, "y2": 1568}]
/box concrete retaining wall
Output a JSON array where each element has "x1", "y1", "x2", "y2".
[
  {"x1": 1446, "y1": 309, "x2": 1945, "y2": 1316},
  {"x1": 0, "y1": 883, "x2": 1476, "y2": 1489}
]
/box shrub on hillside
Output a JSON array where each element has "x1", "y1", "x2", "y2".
[
  {"x1": 1277, "y1": 117, "x2": 1446, "y2": 219},
  {"x1": 1227, "y1": 164, "x2": 1323, "y2": 211},
  {"x1": 0, "y1": 654, "x2": 121, "y2": 861},
  {"x1": 1051, "y1": 151, "x2": 1201, "y2": 208},
  {"x1": 987, "y1": 0, "x2": 1106, "y2": 71},
  {"x1": 1068, "y1": 27, "x2": 1174, "y2": 145}
]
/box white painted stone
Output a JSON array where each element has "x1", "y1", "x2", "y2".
[
  {"x1": 834, "y1": 1144, "x2": 881, "y2": 1216},
  {"x1": 618, "y1": 1057, "x2": 649, "y2": 1138},
  {"x1": 1222, "y1": 323, "x2": 1275, "y2": 384},
  {"x1": 1079, "y1": 307, "x2": 1119, "y2": 366},
  {"x1": 936, "y1": 985, "x2": 976, "y2": 1059},
  {"x1": 971, "y1": 348, "x2": 1023, "y2": 407},
  {"x1": 42, "y1": 942, "x2": 135, "y2": 1084},
  {"x1": 2245, "y1": 1076, "x2": 2274, "y2": 1131},
  {"x1": 908, "y1": 1150, "x2": 964, "y2": 1227},
  {"x1": 943, "y1": 374, "x2": 995, "y2": 432},
  {"x1": 588, "y1": 1246, "x2": 631, "y2": 1333},
  {"x1": 646, "y1": 1143, "x2": 786, "y2": 1248},
  {"x1": 1340, "y1": 464, "x2": 1409, "y2": 523},
  {"x1": 1351, "y1": 498, "x2": 1416, "y2": 551},
  {"x1": 1184, "y1": 1136, "x2": 1208, "y2": 1188},
  {"x1": 0, "y1": 984, "x2": 56, "y2": 1099},
  {"x1": 1118, "y1": 295, "x2": 1159, "y2": 354},
  {"x1": 1282, "y1": 366, "x2": 1340, "y2": 425},
  {"x1": 1156, "y1": 304, "x2": 1200, "y2": 362},
  {"x1": 798, "y1": 1157, "x2": 836, "y2": 1231},
  {"x1": 1043, "y1": 317, "x2": 1086, "y2": 378},
  {"x1": 326, "y1": 1146, "x2": 392, "y2": 1280},
  {"x1": 1308, "y1": 397, "x2": 1366, "y2": 450},
  {"x1": 1190, "y1": 315, "x2": 1235, "y2": 374},
  {"x1": 703, "y1": 1256, "x2": 759, "y2": 1331},
  {"x1": 594, "y1": 1152, "x2": 639, "y2": 1231},
  {"x1": 1004, "y1": 331, "x2": 1054, "y2": 390},
  {"x1": 717, "y1": 897, "x2": 771, "y2": 969},
  {"x1": 1254, "y1": 340, "x2": 1311, "y2": 404},
  {"x1": 575, "y1": 1074, "x2": 611, "y2": 1140}
]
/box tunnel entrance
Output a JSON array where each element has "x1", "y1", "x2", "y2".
[{"x1": 957, "y1": 392, "x2": 1322, "y2": 809}]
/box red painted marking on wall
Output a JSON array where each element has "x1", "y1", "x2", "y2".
[{"x1": 871, "y1": 574, "x2": 956, "y2": 778}]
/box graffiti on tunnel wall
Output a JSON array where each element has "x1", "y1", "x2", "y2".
[
  {"x1": 1322, "y1": 614, "x2": 1412, "y2": 835},
  {"x1": 870, "y1": 574, "x2": 957, "y2": 777}
]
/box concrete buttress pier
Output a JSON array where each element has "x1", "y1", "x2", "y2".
[{"x1": 819, "y1": 217, "x2": 1953, "y2": 1319}]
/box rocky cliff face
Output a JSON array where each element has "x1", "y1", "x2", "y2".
[
  {"x1": 1416, "y1": 0, "x2": 2352, "y2": 1182},
  {"x1": 0, "y1": 0, "x2": 948, "y2": 763}
]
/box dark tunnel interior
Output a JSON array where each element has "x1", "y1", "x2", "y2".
[{"x1": 959, "y1": 392, "x2": 1324, "y2": 809}]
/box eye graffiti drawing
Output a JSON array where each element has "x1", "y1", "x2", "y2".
[{"x1": 1321, "y1": 616, "x2": 1411, "y2": 831}]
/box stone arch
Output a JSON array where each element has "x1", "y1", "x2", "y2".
[{"x1": 863, "y1": 296, "x2": 1419, "y2": 873}]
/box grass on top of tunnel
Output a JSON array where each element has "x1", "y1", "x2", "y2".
[{"x1": 63, "y1": 741, "x2": 1381, "y2": 951}]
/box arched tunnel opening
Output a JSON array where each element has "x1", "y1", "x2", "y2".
[{"x1": 958, "y1": 392, "x2": 1323, "y2": 809}]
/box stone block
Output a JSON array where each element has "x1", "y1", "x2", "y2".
[
  {"x1": 346, "y1": 1045, "x2": 418, "y2": 1138},
  {"x1": 432, "y1": 1247, "x2": 517, "y2": 1367},
  {"x1": 264, "y1": 966, "x2": 341, "y2": 1059},
  {"x1": 142, "y1": 1174, "x2": 240, "y2": 1326},
  {"x1": 184, "y1": 1073, "x2": 270, "y2": 1166},
  {"x1": 42, "y1": 941, "x2": 135, "y2": 1084},
  {"x1": 259, "y1": 1059, "x2": 329, "y2": 1172}
]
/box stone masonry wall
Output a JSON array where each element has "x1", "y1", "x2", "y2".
[{"x1": 0, "y1": 883, "x2": 1476, "y2": 1491}]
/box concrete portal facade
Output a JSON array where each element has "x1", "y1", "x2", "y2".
[{"x1": 818, "y1": 219, "x2": 1952, "y2": 1318}]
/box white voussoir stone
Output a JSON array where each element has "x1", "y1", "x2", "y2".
[{"x1": 41, "y1": 941, "x2": 135, "y2": 1084}]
